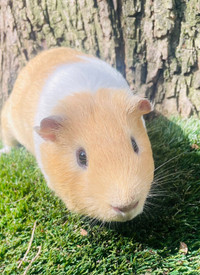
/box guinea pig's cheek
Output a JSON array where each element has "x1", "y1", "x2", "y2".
[
  {"x1": 39, "y1": 143, "x2": 79, "y2": 202},
  {"x1": 136, "y1": 200, "x2": 145, "y2": 214}
]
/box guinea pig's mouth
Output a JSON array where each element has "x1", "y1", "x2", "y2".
[
  {"x1": 111, "y1": 211, "x2": 137, "y2": 222},
  {"x1": 110, "y1": 201, "x2": 141, "y2": 222}
]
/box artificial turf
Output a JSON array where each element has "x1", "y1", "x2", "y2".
[{"x1": 0, "y1": 115, "x2": 200, "y2": 274}]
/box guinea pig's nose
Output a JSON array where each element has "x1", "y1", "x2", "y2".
[{"x1": 111, "y1": 201, "x2": 139, "y2": 214}]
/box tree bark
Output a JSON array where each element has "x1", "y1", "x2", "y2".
[{"x1": 0, "y1": 0, "x2": 200, "y2": 117}]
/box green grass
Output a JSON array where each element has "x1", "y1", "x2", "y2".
[{"x1": 0, "y1": 116, "x2": 200, "y2": 274}]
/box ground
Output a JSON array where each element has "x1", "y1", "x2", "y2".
[{"x1": 0, "y1": 116, "x2": 200, "y2": 274}]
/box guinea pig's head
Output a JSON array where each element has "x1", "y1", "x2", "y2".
[{"x1": 35, "y1": 89, "x2": 154, "y2": 222}]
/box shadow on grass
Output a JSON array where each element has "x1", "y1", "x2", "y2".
[{"x1": 103, "y1": 115, "x2": 200, "y2": 252}]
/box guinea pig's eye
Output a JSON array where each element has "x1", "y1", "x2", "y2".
[
  {"x1": 131, "y1": 137, "x2": 139, "y2": 154},
  {"x1": 76, "y1": 148, "x2": 88, "y2": 168}
]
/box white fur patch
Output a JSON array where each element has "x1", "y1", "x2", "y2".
[{"x1": 35, "y1": 56, "x2": 129, "y2": 125}]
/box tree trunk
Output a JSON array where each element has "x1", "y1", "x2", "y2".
[{"x1": 0, "y1": 0, "x2": 200, "y2": 117}]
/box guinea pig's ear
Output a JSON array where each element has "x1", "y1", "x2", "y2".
[
  {"x1": 34, "y1": 116, "x2": 64, "y2": 142},
  {"x1": 138, "y1": 98, "x2": 153, "y2": 115},
  {"x1": 130, "y1": 96, "x2": 153, "y2": 116}
]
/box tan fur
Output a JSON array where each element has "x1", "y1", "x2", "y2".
[
  {"x1": 1, "y1": 48, "x2": 87, "y2": 154},
  {"x1": 1, "y1": 48, "x2": 154, "y2": 222}
]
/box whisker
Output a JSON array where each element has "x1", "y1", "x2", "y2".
[
  {"x1": 147, "y1": 191, "x2": 169, "y2": 198},
  {"x1": 143, "y1": 204, "x2": 155, "y2": 220},
  {"x1": 154, "y1": 171, "x2": 183, "y2": 182},
  {"x1": 154, "y1": 152, "x2": 185, "y2": 172}
]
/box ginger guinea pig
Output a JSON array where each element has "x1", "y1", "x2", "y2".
[{"x1": 1, "y1": 47, "x2": 154, "y2": 222}]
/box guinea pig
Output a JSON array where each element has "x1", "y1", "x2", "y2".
[{"x1": 1, "y1": 47, "x2": 154, "y2": 222}]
